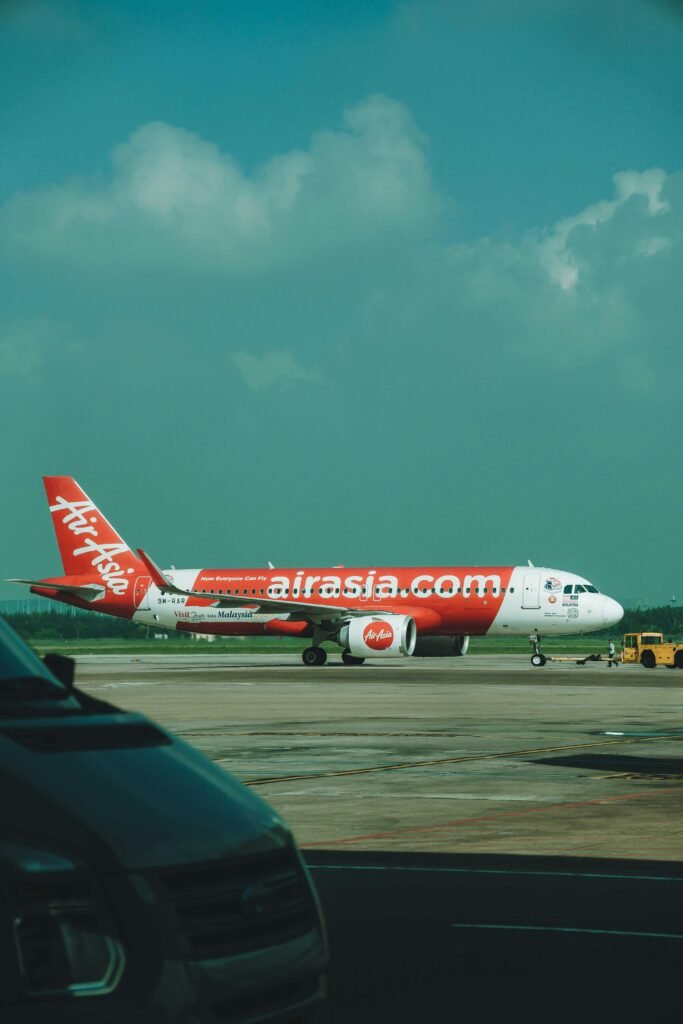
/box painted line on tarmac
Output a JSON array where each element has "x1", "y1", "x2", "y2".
[
  {"x1": 449, "y1": 923, "x2": 683, "y2": 940},
  {"x1": 307, "y1": 864, "x2": 683, "y2": 883},
  {"x1": 299, "y1": 786, "x2": 681, "y2": 847},
  {"x1": 244, "y1": 733, "x2": 661, "y2": 787}
]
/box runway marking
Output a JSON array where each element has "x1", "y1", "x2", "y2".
[
  {"x1": 180, "y1": 730, "x2": 469, "y2": 738},
  {"x1": 299, "y1": 786, "x2": 681, "y2": 847},
  {"x1": 419, "y1": 793, "x2": 556, "y2": 801},
  {"x1": 450, "y1": 923, "x2": 683, "y2": 940},
  {"x1": 244, "y1": 733, "x2": 661, "y2": 787},
  {"x1": 308, "y1": 864, "x2": 683, "y2": 883}
]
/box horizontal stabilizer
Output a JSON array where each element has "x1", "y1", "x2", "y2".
[{"x1": 6, "y1": 578, "x2": 106, "y2": 602}]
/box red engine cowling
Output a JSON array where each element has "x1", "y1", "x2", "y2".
[{"x1": 338, "y1": 615, "x2": 417, "y2": 658}]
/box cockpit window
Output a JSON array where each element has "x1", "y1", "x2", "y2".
[
  {"x1": 563, "y1": 585, "x2": 573, "y2": 594},
  {"x1": 574, "y1": 585, "x2": 586, "y2": 593},
  {"x1": 584, "y1": 585, "x2": 598, "y2": 593}
]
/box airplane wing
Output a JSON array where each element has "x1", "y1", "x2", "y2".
[
  {"x1": 136, "y1": 549, "x2": 384, "y2": 622},
  {"x1": 6, "y1": 578, "x2": 106, "y2": 601}
]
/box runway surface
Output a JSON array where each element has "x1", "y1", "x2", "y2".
[
  {"x1": 71, "y1": 653, "x2": 683, "y2": 1020},
  {"x1": 73, "y1": 652, "x2": 683, "y2": 861}
]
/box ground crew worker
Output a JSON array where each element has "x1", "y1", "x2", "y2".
[
  {"x1": 607, "y1": 639, "x2": 619, "y2": 667},
  {"x1": 529, "y1": 631, "x2": 541, "y2": 656}
]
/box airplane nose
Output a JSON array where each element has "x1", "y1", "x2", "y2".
[{"x1": 603, "y1": 596, "x2": 624, "y2": 626}]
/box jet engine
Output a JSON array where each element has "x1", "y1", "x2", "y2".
[
  {"x1": 412, "y1": 635, "x2": 470, "y2": 657},
  {"x1": 338, "y1": 615, "x2": 416, "y2": 658}
]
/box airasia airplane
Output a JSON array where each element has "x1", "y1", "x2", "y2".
[{"x1": 9, "y1": 477, "x2": 624, "y2": 667}]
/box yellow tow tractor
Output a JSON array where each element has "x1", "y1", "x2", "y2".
[{"x1": 622, "y1": 632, "x2": 683, "y2": 669}]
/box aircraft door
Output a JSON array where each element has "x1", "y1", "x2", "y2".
[
  {"x1": 522, "y1": 573, "x2": 541, "y2": 609},
  {"x1": 134, "y1": 576, "x2": 152, "y2": 610}
]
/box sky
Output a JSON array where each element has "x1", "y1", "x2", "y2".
[{"x1": 1, "y1": 0, "x2": 682, "y2": 608}]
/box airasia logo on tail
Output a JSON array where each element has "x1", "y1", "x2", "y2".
[
  {"x1": 49, "y1": 496, "x2": 133, "y2": 595},
  {"x1": 363, "y1": 621, "x2": 394, "y2": 650}
]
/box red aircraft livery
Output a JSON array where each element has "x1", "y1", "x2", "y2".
[{"x1": 9, "y1": 477, "x2": 623, "y2": 666}]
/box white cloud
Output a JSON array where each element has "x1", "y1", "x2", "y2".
[
  {"x1": 230, "y1": 351, "x2": 321, "y2": 390},
  {"x1": 637, "y1": 236, "x2": 672, "y2": 258},
  {"x1": 537, "y1": 168, "x2": 670, "y2": 290},
  {"x1": 0, "y1": 95, "x2": 439, "y2": 272},
  {"x1": 0, "y1": 96, "x2": 680, "y2": 395}
]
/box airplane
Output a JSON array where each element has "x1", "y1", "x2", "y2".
[{"x1": 8, "y1": 477, "x2": 624, "y2": 667}]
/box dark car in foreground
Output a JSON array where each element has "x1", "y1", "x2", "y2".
[{"x1": 0, "y1": 617, "x2": 327, "y2": 1022}]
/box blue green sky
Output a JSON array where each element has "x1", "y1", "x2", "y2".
[{"x1": 1, "y1": 0, "x2": 682, "y2": 607}]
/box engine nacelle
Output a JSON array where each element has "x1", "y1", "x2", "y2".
[
  {"x1": 412, "y1": 635, "x2": 470, "y2": 657},
  {"x1": 338, "y1": 615, "x2": 417, "y2": 658}
]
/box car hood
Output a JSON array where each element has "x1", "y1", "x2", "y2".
[{"x1": 0, "y1": 711, "x2": 290, "y2": 871}]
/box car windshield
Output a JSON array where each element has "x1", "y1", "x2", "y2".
[{"x1": 0, "y1": 618, "x2": 68, "y2": 701}]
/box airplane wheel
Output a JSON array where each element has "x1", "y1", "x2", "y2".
[
  {"x1": 302, "y1": 647, "x2": 327, "y2": 666},
  {"x1": 530, "y1": 653, "x2": 546, "y2": 667},
  {"x1": 342, "y1": 651, "x2": 365, "y2": 666},
  {"x1": 640, "y1": 650, "x2": 656, "y2": 669}
]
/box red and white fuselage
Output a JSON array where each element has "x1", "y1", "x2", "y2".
[{"x1": 133, "y1": 564, "x2": 622, "y2": 639}]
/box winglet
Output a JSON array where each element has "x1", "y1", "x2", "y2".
[{"x1": 136, "y1": 548, "x2": 174, "y2": 590}]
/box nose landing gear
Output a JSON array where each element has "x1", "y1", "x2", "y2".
[{"x1": 529, "y1": 632, "x2": 546, "y2": 667}]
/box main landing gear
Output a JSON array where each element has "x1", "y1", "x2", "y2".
[
  {"x1": 300, "y1": 647, "x2": 366, "y2": 666},
  {"x1": 302, "y1": 647, "x2": 327, "y2": 667},
  {"x1": 341, "y1": 651, "x2": 365, "y2": 666}
]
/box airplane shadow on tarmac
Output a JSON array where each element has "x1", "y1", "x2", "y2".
[
  {"x1": 534, "y1": 753, "x2": 683, "y2": 777},
  {"x1": 305, "y1": 850, "x2": 683, "y2": 1023}
]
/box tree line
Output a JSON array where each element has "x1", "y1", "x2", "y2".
[{"x1": 5, "y1": 610, "x2": 149, "y2": 640}]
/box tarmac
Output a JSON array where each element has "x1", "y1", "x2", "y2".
[
  {"x1": 73, "y1": 652, "x2": 683, "y2": 862},
  {"x1": 72, "y1": 653, "x2": 683, "y2": 1021}
]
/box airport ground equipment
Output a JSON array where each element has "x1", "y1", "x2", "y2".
[
  {"x1": 622, "y1": 632, "x2": 683, "y2": 669},
  {"x1": 530, "y1": 651, "x2": 605, "y2": 667}
]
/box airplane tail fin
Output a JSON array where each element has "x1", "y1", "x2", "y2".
[{"x1": 43, "y1": 476, "x2": 144, "y2": 595}]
